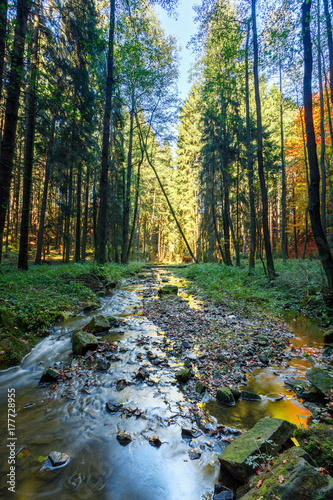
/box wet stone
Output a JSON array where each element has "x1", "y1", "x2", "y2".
[
  {"x1": 48, "y1": 451, "x2": 70, "y2": 468},
  {"x1": 216, "y1": 388, "x2": 235, "y2": 406},
  {"x1": 149, "y1": 436, "x2": 162, "y2": 447},
  {"x1": 176, "y1": 368, "x2": 192, "y2": 383},
  {"x1": 106, "y1": 400, "x2": 123, "y2": 413},
  {"x1": 135, "y1": 367, "x2": 149, "y2": 381},
  {"x1": 116, "y1": 379, "x2": 128, "y2": 391},
  {"x1": 188, "y1": 448, "x2": 201, "y2": 460},
  {"x1": 240, "y1": 390, "x2": 261, "y2": 401},
  {"x1": 87, "y1": 315, "x2": 110, "y2": 334},
  {"x1": 158, "y1": 285, "x2": 178, "y2": 296},
  {"x1": 182, "y1": 427, "x2": 201, "y2": 439},
  {"x1": 39, "y1": 368, "x2": 61, "y2": 384},
  {"x1": 96, "y1": 359, "x2": 110, "y2": 372},
  {"x1": 117, "y1": 432, "x2": 132, "y2": 446}
]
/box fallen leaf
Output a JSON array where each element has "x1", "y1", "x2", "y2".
[
  {"x1": 319, "y1": 467, "x2": 329, "y2": 476},
  {"x1": 256, "y1": 479, "x2": 263, "y2": 488},
  {"x1": 278, "y1": 475, "x2": 284, "y2": 483}
]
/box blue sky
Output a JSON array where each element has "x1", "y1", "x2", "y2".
[{"x1": 155, "y1": 0, "x2": 200, "y2": 102}]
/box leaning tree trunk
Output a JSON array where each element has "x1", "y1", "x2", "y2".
[
  {"x1": 97, "y1": 0, "x2": 115, "y2": 263},
  {"x1": 302, "y1": 0, "x2": 333, "y2": 292},
  {"x1": 252, "y1": 0, "x2": 275, "y2": 279},
  {"x1": 0, "y1": 0, "x2": 29, "y2": 264},
  {"x1": 18, "y1": 0, "x2": 40, "y2": 270},
  {"x1": 35, "y1": 113, "x2": 56, "y2": 264},
  {"x1": 245, "y1": 20, "x2": 256, "y2": 270}
]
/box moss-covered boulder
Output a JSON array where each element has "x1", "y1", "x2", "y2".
[
  {"x1": 324, "y1": 327, "x2": 333, "y2": 344},
  {"x1": 241, "y1": 390, "x2": 261, "y2": 401},
  {"x1": 196, "y1": 380, "x2": 208, "y2": 394},
  {"x1": 107, "y1": 316, "x2": 120, "y2": 327},
  {"x1": 306, "y1": 366, "x2": 333, "y2": 398},
  {"x1": 285, "y1": 378, "x2": 322, "y2": 403},
  {"x1": 294, "y1": 424, "x2": 333, "y2": 475},
  {"x1": 72, "y1": 331, "x2": 98, "y2": 355},
  {"x1": 238, "y1": 447, "x2": 333, "y2": 500},
  {"x1": 230, "y1": 387, "x2": 241, "y2": 400},
  {"x1": 216, "y1": 387, "x2": 235, "y2": 406},
  {"x1": 175, "y1": 368, "x2": 191, "y2": 383},
  {"x1": 86, "y1": 315, "x2": 110, "y2": 334},
  {"x1": 219, "y1": 417, "x2": 296, "y2": 483},
  {"x1": 158, "y1": 285, "x2": 178, "y2": 296}
]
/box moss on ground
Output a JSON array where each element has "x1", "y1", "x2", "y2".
[{"x1": 294, "y1": 424, "x2": 333, "y2": 475}]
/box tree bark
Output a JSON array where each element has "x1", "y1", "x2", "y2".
[
  {"x1": 97, "y1": 0, "x2": 115, "y2": 263},
  {"x1": 318, "y1": 0, "x2": 326, "y2": 237},
  {"x1": 252, "y1": 0, "x2": 275, "y2": 279},
  {"x1": 82, "y1": 166, "x2": 89, "y2": 260},
  {"x1": 121, "y1": 109, "x2": 134, "y2": 263},
  {"x1": 0, "y1": 0, "x2": 29, "y2": 264},
  {"x1": 75, "y1": 166, "x2": 81, "y2": 262},
  {"x1": 302, "y1": 0, "x2": 333, "y2": 292},
  {"x1": 0, "y1": 0, "x2": 8, "y2": 97},
  {"x1": 279, "y1": 61, "x2": 287, "y2": 263},
  {"x1": 18, "y1": 0, "x2": 40, "y2": 270},
  {"x1": 323, "y1": 0, "x2": 333, "y2": 107},
  {"x1": 35, "y1": 113, "x2": 56, "y2": 264},
  {"x1": 245, "y1": 20, "x2": 256, "y2": 270}
]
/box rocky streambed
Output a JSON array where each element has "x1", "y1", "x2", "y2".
[{"x1": 0, "y1": 267, "x2": 333, "y2": 500}]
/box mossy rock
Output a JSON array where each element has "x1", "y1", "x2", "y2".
[
  {"x1": 175, "y1": 368, "x2": 191, "y2": 383},
  {"x1": 216, "y1": 387, "x2": 235, "y2": 406},
  {"x1": 306, "y1": 366, "x2": 333, "y2": 398},
  {"x1": 0, "y1": 307, "x2": 18, "y2": 328},
  {"x1": 219, "y1": 417, "x2": 296, "y2": 483},
  {"x1": 158, "y1": 285, "x2": 178, "y2": 296},
  {"x1": 107, "y1": 316, "x2": 120, "y2": 327},
  {"x1": 86, "y1": 315, "x2": 110, "y2": 334},
  {"x1": 39, "y1": 368, "x2": 61, "y2": 384},
  {"x1": 72, "y1": 331, "x2": 98, "y2": 355},
  {"x1": 285, "y1": 378, "x2": 323, "y2": 403},
  {"x1": 238, "y1": 447, "x2": 333, "y2": 499},
  {"x1": 0, "y1": 331, "x2": 38, "y2": 370},
  {"x1": 230, "y1": 387, "x2": 241, "y2": 400},
  {"x1": 195, "y1": 380, "x2": 208, "y2": 394},
  {"x1": 294, "y1": 424, "x2": 333, "y2": 475},
  {"x1": 241, "y1": 390, "x2": 261, "y2": 401}
]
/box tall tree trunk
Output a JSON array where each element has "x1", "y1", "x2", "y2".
[
  {"x1": 82, "y1": 166, "x2": 89, "y2": 261},
  {"x1": 126, "y1": 160, "x2": 142, "y2": 262},
  {"x1": 35, "y1": 113, "x2": 55, "y2": 264},
  {"x1": 97, "y1": 0, "x2": 115, "y2": 263},
  {"x1": 293, "y1": 180, "x2": 298, "y2": 259},
  {"x1": 212, "y1": 152, "x2": 225, "y2": 263},
  {"x1": 0, "y1": 0, "x2": 8, "y2": 97},
  {"x1": 65, "y1": 164, "x2": 73, "y2": 263},
  {"x1": 0, "y1": 0, "x2": 29, "y2": 264},
  {"x1": 252, "y1": 0, "x2": 275, "y2": 279},
  {"x1": 121, "y1": 109, "x2": 134, "y2": 263},
  {"x1": 75, "y1": 166, "x2": 81, "y2": 262},
  {"x1": 245, "y1": 20, "x2": 256, "y2": 270},
  {"x1": 302, "y1": 0, "x2": 333, "y2": 292},
  {"x1": 318, "y1": 0, "x2": 327, "y2": 236},
  {"x1": 280, "y1": 61, "x2": 287, "y2": 262},
  {"x1": 18, "y1": 0, "x2": 39, "y2": 270}
]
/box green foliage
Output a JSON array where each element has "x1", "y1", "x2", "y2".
[
  {"x1": 294, "y1": 425, "x2": 333, "y2": 475},
  {"x1": 174, "y1": 259, "x2": 332, "y2": 320}
]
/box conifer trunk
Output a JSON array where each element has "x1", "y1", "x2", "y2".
[
  {"x1": 82, "y1": 167, "x2": 90, "y2": 261},
  {"x1": 18, "y1": 1, "x2": 40, "y2": 270},
  {"x1": 0, "y1": 0, "x2": 29, "y2": 264},
  {"x1": 252, "y1": 0, "x2": 275, "y2": 279},
  {"x1": 0, "y1": 0, "x2": 8, "y2": 97},
  {"x1": 35, "y1": 113, "x2": 56, "y2": 264},
  {"x1": 302, "y1": 0, "x2": 333, "y2": 292},
  {"x1": 97, "y1": 0, "x2": 115, "y2": 263}
]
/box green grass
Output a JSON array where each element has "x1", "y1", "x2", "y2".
[
  {"x1": 173, "y1": 259, "x2": 332, "y2": 323},
  {"x1": 0, "y1": 261, "x2": 143, "y2": 369}
]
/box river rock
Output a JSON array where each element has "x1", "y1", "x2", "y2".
[
  {"x1": 230, "y1": 387, "x2": 241, "y2": 400},
  {"x1": 72, "y1": 331, "x2": 98, "y2": 355},
  {"x1": 189, "y1": 448, "x2": 201, "y2": 460},
  {"x1": 285, "y1": 378, "x2": 322, "y2": 403},
  {"x1": 116, "y1": 379, "x2": 128, "y2": 391},
  {"x1": 48, "y1": 451, "x2": 70, "y2": 467},
  {"x1": 306, "y1": 366, "x2": 333, "y2": 398},
  {"x1": 241, "y1": 390, "x2": 261, "y2": 401},
  {"x1": 107, "y1": 316, "x2": 120, "y2": 327},
  {"x1": 87, "y1": 315, "x2": 110, "y2": 334},
  {"x1": 176, "y1": 368, "x2": 192, "y2": 383},
  {"x1": 149, "y1": 436, "x2": 162, "y2": 447},
  {"x1": 39, "y1": 368, "x2": 61, "y2": 384},
  {"x1": 96, "y1": 358, "x2": 110, "y2": 372},
  {"x1": 323, "y1": 327, "x2": 333, "y2": 344},
  {"x1": 117, "y1": 432, "x2": 132, "y2": 446},
  {"x1": 106, "y1": 400, "x2": 123, "y2": 413},
  {"x1": 158, "y1": 285, "x2": 178, "y2": 296},
  {"x1": 196, "y1": 380, "x2": 208, "y2": 394},
  {"x1": 216, "y1": 388, "x2": 235, "y2": 406},
  {"x1": 219, "y1": 417, "x2": 296, "y2": 483},
  {"x1": 135, "y1": 367, "x2": 149, "y2": 380},
  {"x1": 237, "y1": 446, "x2": 333, "y2": 500}
]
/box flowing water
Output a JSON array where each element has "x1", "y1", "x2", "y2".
[{"x1": 0, "y1": 270, "x2": 325, "y2": 499}]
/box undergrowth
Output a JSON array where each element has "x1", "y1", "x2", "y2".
[{"x1": 173, "y1": 259, "x2": 332, "y2": 324}]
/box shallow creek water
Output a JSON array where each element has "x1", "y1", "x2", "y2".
[{"x1": 0, "y1": 270, "x2": 324, "y2": 499}]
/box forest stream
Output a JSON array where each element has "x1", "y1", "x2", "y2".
[{"x1": 0, "y1": 268, "x2": 326, "y2": 500}]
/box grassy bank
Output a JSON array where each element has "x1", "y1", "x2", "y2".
[
  {"x1": 174, "y1": 259, "x2": 333, "y2": 324},
  {"x1": 0, "y1": 261, "x2": 143, "y2": 369}
]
